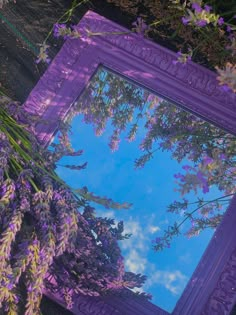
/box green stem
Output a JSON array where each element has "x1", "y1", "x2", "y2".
[
  {"x1": 1, "y1": 120, "x2": 32, "y2": 151},
  {"x1": 0, "y1": 107, "x2": 30, "y2": 129},
  {"x1": 149, "y1": 12, "x2": 183, "y2": 27},
  {"x1": 9, "y1": 158, "x2": 40, "y2": 192},
  {"x1": 0, "y1": 106, "x2": 85, "y2": 203},
  {"x1": 183, "y1": 194, "x2": 234, "y2": 206},
  {"x1": 4, "y1": 169, "x2": 10, "y2": 179},
  {"x1": 173, "y1": 192, "x2": 236, "y2": 233},
  {"x1": 43, "y1": 0, "x2": 90, "y2": 44},
  {"x1": 86, "y1": 30, "x2": 132, "y2": 37}
]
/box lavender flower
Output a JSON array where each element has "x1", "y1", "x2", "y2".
[
  {"x1": 220, "y1": 84, "x2": 231, "y2": 92},
  {"x1": 204, "y1": 5, "x2": 212, "y2": 13},
  {"x1": 109, "y1": 130, "x2": 121, "y2": 152},
  {"x1": 216, "y1": 62, "x2": 236, "y2": 93},
  {"x1": 218, "y1": 17, "x2": 224, "y2": 26},
  {"x1": 0, "y1": 100, "x2": 152, "y2": 314},
  {"x1": 196, "y1": 171, "x2": 209, "y2": 193},
  {"x1": 36, "y1": 43, "x2": 51, "y2": 64},
  {"x1": 196, "y1": 19, "x2": 207, "y2": 27},
  {"x1": 182, "y1": 17, "x2": 190, "y2": 25},
  {"x1": 132, "y1": 17, "x2": 150, "y2": 36},
  {"x1": 53, "y1": 23, "x2": 68, "y2": 38},
  {"x1": 192, "y1": 2, "x2": 202, "y2": 13},
  {"x1": 172, "y1": 50, "x2": 192, "y2": 65}
]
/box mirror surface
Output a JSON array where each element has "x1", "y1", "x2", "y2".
[{"x1": 52, "y1": 65, "x2": 236, "y2": 312}]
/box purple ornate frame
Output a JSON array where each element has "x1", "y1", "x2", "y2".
[{"x1": 23, "y1": 10, "x2": 236, "y2": 315}]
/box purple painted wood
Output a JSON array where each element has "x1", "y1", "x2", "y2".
[
  {"x1": 173, "y1": 194, "x2": 236, "y2": 315},
  {"x1": 23, "y1": 10, "x2": 236, "y2": 315},
  {"x1": 23, "y1": 11, "x2": 236, "y2": 147},
  {"x1": 44, "y1": 288, "x2": 170, "y2": 315}
]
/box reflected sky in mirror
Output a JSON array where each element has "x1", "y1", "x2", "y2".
[{"x1": 53, "y1": 65, "x2": 236, "y2": 312}]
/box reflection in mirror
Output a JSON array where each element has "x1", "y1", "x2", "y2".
[{"x1": 52, "y1": 65, "x2": 236, "y2": 312}]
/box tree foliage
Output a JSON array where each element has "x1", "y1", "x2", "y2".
[{"x1": 71, "y1": 66, "x2": 236, "y2": 250}]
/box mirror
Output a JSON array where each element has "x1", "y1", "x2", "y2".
[{"x1": 52, "y1": 65, "x2": 236, "y2": 313}]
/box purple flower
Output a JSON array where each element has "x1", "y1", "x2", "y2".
[
  {"x1": 204, "y1": 5, "x2": 212, "y2": 12},
  {"x1": 174, "y1": 173, "x2": 181, "y2": 179},
  {"x1": 53, "y1": 23, "x2": 67, "y2": 38},
  {"x1": 203, "y1": 185, "x2": 209, "y2": 194},
  {"x1": 173, "y1": 50, "x2": 192, "y2": 65},
  {"x1": 65, "y1": 216, "x2": 72, "y2": 225},
  {"x1": 132, "y1": 17, "x2": 149, "y2": 36},
  {"x1": 220, "y1": 84, "x2": 231, "y2": 92},
  {"x1": 182, "y1": 165, "x2": 191, "y2": 171},
  {"x1": 174, "y1": 173, "x2": 185, "y2": 182},
  {"x1": 196, "y1": 19, "x2": 207, "y2": 27},
  {"x1": 182, "y1": 17, "x2": 190, "y2": 25},
  {"x1": 53, "y1": 191, "x2": 62, "y2": 201},
  {"x1": 155, "y1": 237, "x2": 161, "y2": 243},
  {"x1": 203, "y1": 156, "x2": 213, "y2": 165},
  {"x1": 42, "y1": 223, "x2": 48, "y2": 230},
  {"x1": 196, "y1": 171, "x2": 204, "y2": 180},
  {"x1": 7, "y1": 282, "x2": 14, "y2": 290},
  {"x1": 36, "y1": 57, "x2": 51, "y2": 64},
  {"x1": 28, "y1": 284, "x2": 33, "y2": 292},
  {"x1": 227, "y1": 25, "x2": 232, "y2": 33},
  {"x1": 0, "y1": 168, "x2": 4, "y2": 180},
  {"x1": 218, "y1": 17, "x2": 224, "y2": 26},
  {"x1": 219, "y1": 153, "x2": 226, "y2": 160},
  {"x1": 192, "y1": 3, "x2": 202, "y2": 13},
  {"x1": 9, "y1": 223, "x2": 16, "y2": 232},
  {"x1": 197, "y1": 171, "x2": 209, "y2": 193},
  {"x1": 0, "y1": 184, "x2": 7, "y2": 198},
  {"x1": 32, "y1": 239, "x2": 38, "y2": 246},
  {"x1": 35, "y1": 44, "x2": 51, "y2": 64}
]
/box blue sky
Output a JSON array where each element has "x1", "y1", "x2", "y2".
[{"x1": 54, "y1": 113, "x2": 218, "y2": 312}]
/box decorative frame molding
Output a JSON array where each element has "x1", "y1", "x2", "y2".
[{"x1": 23, "y1": 10, "x2": 236, "y2": 315}]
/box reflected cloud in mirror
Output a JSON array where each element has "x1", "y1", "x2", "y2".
[{"x1": 52, "y1": 65, "x2": 236, "y2": 312}]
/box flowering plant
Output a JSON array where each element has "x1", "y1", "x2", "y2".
[
  {"x1": 0, "y1": 96, "x2": 150, "y2": 315},
  {"x1": 31, "y1": 0, "x2": 236, "y2": 93},
  {"x1": 181, "y1": 2, "x2": 222, "y2": 28}
]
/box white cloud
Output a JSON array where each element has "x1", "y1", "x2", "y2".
[
  {"x1": 121, "y1": 219, "x2": 148, "y2": 251},
  {"x1": 145, "y1": 270, "x2": 188, "y2": 295},
  {"x1": 148, "y1": 225, "x2": 160, "y2": 234},
  {"x1": 118, "y1": 218, "x2": 151, "y2": 275},
  {"x1": 130, "y1": 287, "x2": 144, "y2": 294},
  {"x1": 95, "y1": 209, "x2": 115, "y2": 219},
  {"x1": 123, "y1": 219, "x2": 142, "y2": 235},
  {"x1": 125, "y1": 249, "x2": 147, "y2": 274}
]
